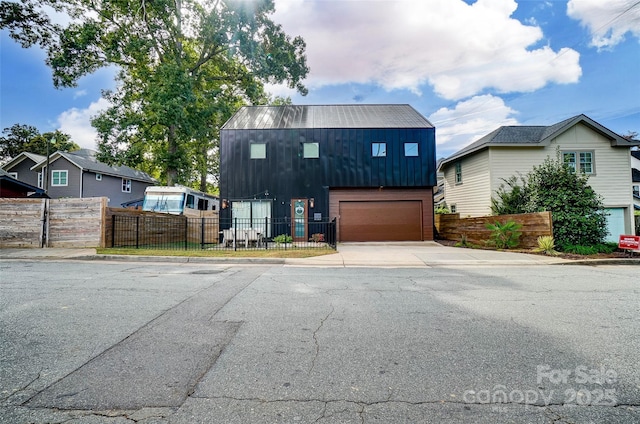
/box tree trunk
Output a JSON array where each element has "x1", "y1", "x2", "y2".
[{"x1": 167, "y1": 124, "x2": 178, "y2": 186}]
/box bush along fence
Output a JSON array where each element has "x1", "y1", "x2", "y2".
[
  {"x1": 109, "y1": 213, "x2": 337, "y2": 251},
  {"x1": 434, "y1": 211, "x2": 553, "y2": 249}
]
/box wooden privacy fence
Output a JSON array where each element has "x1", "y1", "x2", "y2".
[
  {"x1": 0, "y1": 197, "x2": 107, "y2": 248},
  {"x1": 435, "y1": 211, "x2": 553, "y2": 249},
  {"x1": 105, "y1": 207, "x2": 219, "y2": 247}
]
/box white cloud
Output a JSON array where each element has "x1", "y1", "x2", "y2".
[
  {"x1": 567, "y1": 0, "x2": 640, "y2": 50},
  {"x1": 273, "y1": 0, "x2": 581, "y2": 100},
  {"x1": 429, "y1": 95, "x2": 519, "y2": 156},
  {"x1": 73, "y1": 89, "x2": 88, "y2": 99},
  {"x1": 57, "y1": 97, "x2": 110, "y2": 149}
]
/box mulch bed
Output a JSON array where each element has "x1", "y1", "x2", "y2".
[{"x1": 434, "y1": 239, "x2": 639, "y2": 260}]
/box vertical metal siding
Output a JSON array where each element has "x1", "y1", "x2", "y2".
[{"x1": 220, "y1": 126, "x2": 436, "y2": 220}]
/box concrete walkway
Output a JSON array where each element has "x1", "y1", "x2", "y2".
[{"x1": 0, "y1": 242, "x2": 593, "y2": 267}]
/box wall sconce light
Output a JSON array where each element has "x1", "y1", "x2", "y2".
[
  {"x1": 222, "y1": 199, "x2": 229, "y2": 209},
  {"x1": 309, "y1": 198, "x2": 315, "y2": 208}
]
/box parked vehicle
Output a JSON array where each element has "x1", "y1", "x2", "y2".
[{"x1": 142, "y1": 186, "x2": 219, "y2": 216}]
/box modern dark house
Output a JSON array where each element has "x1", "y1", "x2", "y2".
[{"x1": 220, "y1": 104, "x2": 436, "y2": 241}]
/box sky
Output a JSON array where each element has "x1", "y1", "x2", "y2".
[{"x1": 1, "y1": 0, "x2": 639, "y2": 160}]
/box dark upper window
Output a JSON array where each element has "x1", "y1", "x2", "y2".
[
  {"x1": 455, "y1": 162, "x2": 462, "y2": 184},
  {"x1": 372, "y1": 142, "x2": 386, "y2": 157},
  {"x1": 404, "y1": 142, "x2": 419, "y2": 157}
]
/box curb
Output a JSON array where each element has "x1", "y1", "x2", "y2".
[
  {"x1": 555, "y1": 258, "x2": 640, "y2": 266},
  {"x1": 86, "y1": 254, "x2": 286, "y2": 264}
]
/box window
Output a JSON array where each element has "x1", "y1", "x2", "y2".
[
  {"x1": 633, "y1": 185, "x2": 639, "y2": 197},
  {"x1": 232, "y1": 200, "x2": 272, "y2": 236},
  {"x1": 250, "y1": 143, "x2": 266, "y2": 159},
  {"x1": 303, "y1": 142, "x2": 319, "y2": 158},
  {"x1": 95, "y1": 173, "x2": 102, "y2": 181},
  {"x1": 563, "y1": 151, "x2": 594, "y2": 174},
  {"x1": 122, "y1": 178, "x2": 131, "y2": 193},
  {"x1": 450, "y1": 204, "x2": 457, "y2": 213},
  {"x1": 455, "y1": 162, "x2": 462, "y2": 184},
  {"x1": 8, "y1": 172, "x2": 17, "y2": 179},
  {"x1": 372, "y1": 142, "x2": 386, "y2": 157},
  {"x1": 38, "y1": 172, "x2": 43, "y2": 188},
  {"x1": 186, "y1": 194, "x2": 195, "y2": 209},
  {"x1": 52, "y1": 170, "x2": 68, "y2": 186},
  {"x1": 404, "y1": 142, "x2": 419, "y2": 157}
]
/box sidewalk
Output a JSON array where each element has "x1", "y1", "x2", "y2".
[{"x1": 3, "y1": 242, "x2": 627, "y2": 267}]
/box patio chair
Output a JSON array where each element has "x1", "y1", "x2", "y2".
[{"x1": 222, "y1": 228, "x2": 236, "y2": 247}]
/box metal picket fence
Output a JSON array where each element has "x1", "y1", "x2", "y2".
[{"x1": 110, "y1": 215, "x2": 336, "y2": 251}]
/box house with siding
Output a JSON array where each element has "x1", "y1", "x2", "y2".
[
  {"x1": 29, "y1": 149, "x2": 156, "y2": 207},
  {"x1": 0, "y1": 168, "x2": 47, "y2": 198},
  {"x1": 631, "y1": 150, "x2": 640, "y2": 211},
  {"x1": 220, "y1": 104, "x2": 437, "y2": 241},
  {"x1": 438, "y1": 114, "x2": 640, "y2": 242},
  {"x1": 1, "y1": 152, "x2": 47, "y2": 188}
]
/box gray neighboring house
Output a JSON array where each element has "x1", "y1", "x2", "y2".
[
  {"x1": 1, "y1": 152, "x2": 47, "y2": 188},
  {"x1": 29, "y1": 149, "x2": 156, "y2": 207}
]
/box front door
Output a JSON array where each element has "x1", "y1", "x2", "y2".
[{"x1": 291, "y1": 199, "x2": 308, "y2": 242}]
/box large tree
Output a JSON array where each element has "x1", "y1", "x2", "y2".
[
  {"x1": 1, "y1": 0, "x2": 309, "y2": 185},
  {"x1": 0, "y1": 124, "x2": 78, "y2": 163}
]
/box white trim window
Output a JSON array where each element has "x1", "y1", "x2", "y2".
[
  {"x1": 122, "y1": 178, "x2": 132, "y2": 193},
  {"x1": 455, "y1": 162, "x2": 462, "y2": 184},
  {"x1": 38, "y1": 172, "x2": 43, "y2": 188},
  {"x1": 563, "y1": 151, "x2": 594, "y2": 174},
  {"x1": 52, "y1": 170, "x2": 68, "y2": 186},
  {"x1": 96, "y1": 173, "x2": 102, "y2": 181}
]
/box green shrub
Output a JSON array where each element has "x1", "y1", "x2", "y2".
[
  {"x1": 560, "y1": 242, "x2": 618, "y2": 255},
  {"x1": 533, "y1": 236, "x2": 559, "y2": 255},
  {"x1": 485, "y1": 220, "x2": 522, "y2": 249},
  {"x1": 490, "y1": 152, "x2": 608, "y2": 247},
  {"x1": 455, "y1": 233, "x2": 469, "y2": 248},
  {"x1": 435, "y1": 204, "x2": 451, "y2": 214},
  {"x1": 273, "y1": 234, "x2": 293, "y2": 244}
]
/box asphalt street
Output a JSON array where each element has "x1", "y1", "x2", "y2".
[{"x1": 0, "y1": 260, "x2": 638, "y2": 423}]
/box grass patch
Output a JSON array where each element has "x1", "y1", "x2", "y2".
[{"x1": 97, "y1": 247, "x2": 337, "y2": 258}]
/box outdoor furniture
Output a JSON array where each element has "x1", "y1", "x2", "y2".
[
  {"x1": 222, "y1": 228, "x2": 236, "y2": 247},
  {"x1": 245, "y1": 228, "x2": 262, "y2": 247}
]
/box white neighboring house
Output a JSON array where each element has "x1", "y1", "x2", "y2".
[{"x1": 438, "y1": 114, "x2": 640, "y2": 243}]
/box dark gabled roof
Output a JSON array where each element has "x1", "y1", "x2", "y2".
[
  {"x1": 222, "y1": 104, "x2": 434, "y2": 130},
  {"x1": 31, "y1": 149, "x2": 156, "y2": 183},
  {"x1": 439, "y1": 114, "x2": 640, "y2": 169},
  {"x1": 2, "y1": 152, "x2": 47, "y2": 171},
  {"x1": 633, "y1": 168, "x2": 640, "y2": 183}
]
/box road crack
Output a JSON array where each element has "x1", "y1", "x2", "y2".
[{"x1": 309, "y1": 305, "x2": 335, "y2": 374}]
